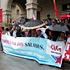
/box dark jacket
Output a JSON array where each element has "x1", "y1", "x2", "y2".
[
  {"x1": 16, "y1": 30, "x2": 22, "y2": 37},
  {"x1": 10, "y1": 30, "x2": 17, "y2": 37},
  {"x1": 37, "y1": 35, "x2": 44, "y2": 38}
]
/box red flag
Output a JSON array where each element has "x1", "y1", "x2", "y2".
[{"x1": 53, "y1": 0, "x2": 58, "y2": 16}]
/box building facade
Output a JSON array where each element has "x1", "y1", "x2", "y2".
[{"x1": 0, "y1": 0, "x2": 70, "y2": 23}]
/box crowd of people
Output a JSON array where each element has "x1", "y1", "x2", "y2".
[
  {"x1": 2, "y1": 25, "x2": 46, "y2": 39},
  {"x1": 1, "y1": 17, "x2": 70, "y2": 43}
]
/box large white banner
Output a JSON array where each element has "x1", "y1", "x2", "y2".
[{"x1": 1, "y1": 35, "x2": 66, "y2": 68}]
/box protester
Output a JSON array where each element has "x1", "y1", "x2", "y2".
[
  {"x1": 16, "y1": 26, "x2": 22, "y2": 37},
  {"x1": 67, "y1": 32, "x2": 70, "y2": 38},
  {"x1": 28, "y1": 29, "x2": 37, "y2": 37},
  {"x1": 2, "y1": 27, "x2": 6, "y2": 34},
  {"x1": 21, "y1": 31, "x2": 26, "y2": 37},
  {"x1": 1, "y1": 17, "x2": 69, "y2": 41},
  {"x1": 10, "y1": 26, "x2": 17, "y2": 37},
  {"x1": 65, "y1": 19, "x2": 69, "y2": 24},
  {"x1": 27, "y1": 30, "x2": 31, "y2": 37},
  {"x1": 57, "y1": 31, "x2": 67, "y2": 41},
  {"x1": 37, "y1": 30, "x2": 44, "y2": 38},
  {"x1": 52, "y1": 19, "x2": 56, "y2": 25},
  {"x1": 60, "y1": 19, "x2": 65, "y2": 24},
  {"x1": 47, "y1": 30, "x2": 53, "y2": 40},
  {"x1": 5, "y1": 28, "x2": 10, "y2": 36},
  {"x1": 47, "y1": 19, "x2": 52, "y2": 26}
]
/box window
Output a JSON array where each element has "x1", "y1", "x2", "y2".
[{"x1": 17, "y1": 9, "x2": 19, "y2": 15}]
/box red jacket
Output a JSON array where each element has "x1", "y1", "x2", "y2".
[{"x1": 0, "y1": 27, "x2": 2, "y2": 39}]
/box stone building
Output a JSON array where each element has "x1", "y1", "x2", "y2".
[{"x1": 0, "y1": 0, "x2": 70, "y2": 23}]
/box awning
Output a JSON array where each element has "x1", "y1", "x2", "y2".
[{"x1": 60, "y1": 14, "x2": 70, "y2": 18}]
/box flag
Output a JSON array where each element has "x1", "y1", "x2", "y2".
[
  {"x1": 0, "y1": 9, "x2": 2, "y2": 23},
  {"x1": 53, "y1": 0, "x2": 58, "y2": 16},
  {"x1": 32, "y1": 13, "x2": 36, "y2": 20}
]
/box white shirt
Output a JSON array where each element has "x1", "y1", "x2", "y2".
[
  {"x1": 13, "y1": 30, "x2": 17, "y2": 37},
  {"x1": 5, "y1": 31, "x2": 10, "y2": 36}
]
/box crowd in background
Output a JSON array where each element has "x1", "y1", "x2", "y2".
[{"x1": 1, "y1": 16, "x2": 70, "y2": 43}]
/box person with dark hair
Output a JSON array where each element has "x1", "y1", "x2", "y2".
[
  {"x1": 47, "y1": 19, "x2": 52, "y2": 26},
  {"x1": 2, "y1": 27, "x2": 4, "y2": 30},
  {"x1": 28, "y1": 29, "x2": 37, "y2": 37},
  {"x1": 2, "y1": 27, "x2": 6, "y2": 34},
  {"x1": 57, "y1": 32, "x2": 67, "y2": 41},
  {"x1": 5, "y1": 28, "x2": 10, "y2": 36},
  {"x1": 6, "y1": 28, "x2": 9, "y2": 31},
  {"x1": 16, "y1": 26, "x2": 22, "y2": 37},
  {"x1": 21, "y1": 31, "x2": 26, "y2": 37},
  {"x1": 52, "y1": 19, "x2": 56, "y2": 25},
  {"x1": 27, "y1": 30, "x2": 31, "y2": 37},
  {"x1": 47, "y1": 30, "x2": 53, "y2": 40},
  {"x1": 37, "y1": 30, "x2": 44, "y2": 38},
  {"x1": 65, "y1": 19, "x2": 69, "y2": 24},
  {"x1": 60, "y1": 19, "x2": 65, "y2": 23},
  {"x1": 10, "y1": 26, "x2": 17, "y2": 37},
  {"x1": 67, "y1": 32, "x2": 70, "y2": 38}
]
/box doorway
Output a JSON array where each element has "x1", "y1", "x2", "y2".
[{"x1": 37, "y1": 11, "x2": 40, "y2": 20}]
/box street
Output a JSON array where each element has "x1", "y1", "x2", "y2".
[
  {"x1": 0, "y1": 0, "x2": 70, "y2": 70},
  {"x1": 0, "y1": 41, "x2": 70, "y2": 70},
  {"x1": 0, "y1": 50, "x2": 69, "y2": 70}
]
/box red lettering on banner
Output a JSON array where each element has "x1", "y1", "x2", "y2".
[
  {"x1": 66, "y1": 42, "x2": 70, "y2": 50},
  {"x1": 17, "y1": 42, "x2": 24, "y2": 46},
  {"x1": 51, "y1": 45, "x2": 61, "y2": 52},
  {"x1": 2, "y1": 39, "x2": 24, "y2": 47},
  {"x1": 64, "y1": 54, "x2": 70, "y2": 60},
  {"x1": 64, "y1": 42, "x2": 70, "y2": 61}
]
